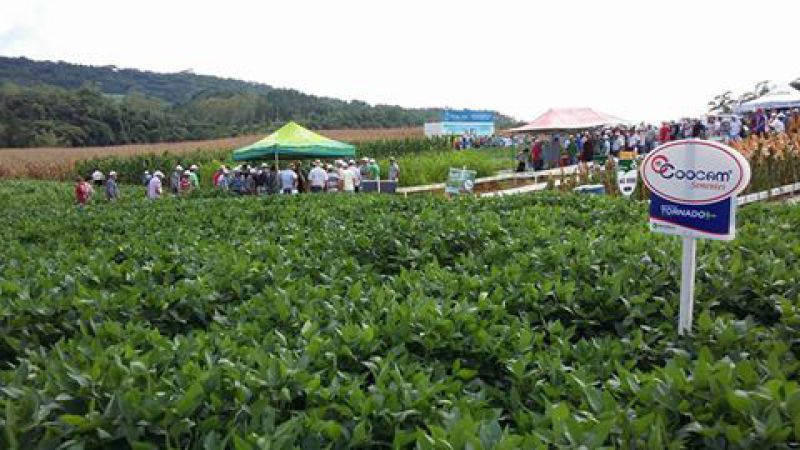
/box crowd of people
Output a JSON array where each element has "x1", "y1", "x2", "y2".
[
  {"x1": 206, "y1": 157, "x2": 400, "y2": 195},
  {"x1": 514, "y1": 108, "x2": 800, "y2": 171},
  {"x1": 74, "y1": 158, "x2": 402, "y2": 206}
]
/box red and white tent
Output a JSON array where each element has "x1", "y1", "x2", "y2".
[{"x1": 510, "y1": 107, "x2": 629, "y2": 132}]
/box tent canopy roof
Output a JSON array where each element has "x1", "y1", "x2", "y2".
[
  {"x1": 736, "y1": 84, "x2": 800, "y2": 113},
  {"x1": 232, "y1": 121, "x2": 356, "y2": 161},
  {"x1": 509, "y1": 107, "x2": 629, "y2": 132}
]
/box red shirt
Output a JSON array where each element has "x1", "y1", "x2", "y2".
[
  {"x1": 75, "y1": 182, "x2": 90, "y2": 204},
  {"x1": 532, "y1": 142, "x2": 543, "y2": 160},
  {"x1": 659, "y1": 125, "x2": 671, "y2": 142}
]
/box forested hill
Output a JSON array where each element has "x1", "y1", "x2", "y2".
[{"x1": 0, "y1": 56, "x2": 517, "y2": 148}]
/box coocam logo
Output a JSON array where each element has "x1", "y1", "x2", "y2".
[
  {"x1": 641, "y1": 139, "x2": 751, "y2": 205},
  {"x1": 650, "y1": 155, "x2": 733, "y2": 182}
]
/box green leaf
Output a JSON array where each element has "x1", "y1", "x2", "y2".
[{"x1": 174, "y1": 382, "x2": 205, "y2": 417}]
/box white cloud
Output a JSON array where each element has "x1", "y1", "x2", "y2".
[{"x1": 1, "y1": 0, "x2": 798, "y2": 123}]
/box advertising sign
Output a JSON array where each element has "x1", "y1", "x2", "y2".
[
  {"x1": 616, "y1": 159, "x2": 638, "y2": 197},
  {"x1": 445, "y1": 168, "x2": 477, "y2": 195},
  {"x1": 641, "y1": 139, "x2": 750, "y2": 240},
  {"x1": 641, "y1": 139, "x2": 751, "y2": 335},
  {"x1": 441, "y1": 110, "x2": 495, "y2": 123}
]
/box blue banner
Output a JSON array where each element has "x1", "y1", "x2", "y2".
[
  {"x1": 442, "y1": 110, "x2": 495, "y2": 123},
  {"x1": 649, "y1": 194, "x2": 735, "y2": 240}
]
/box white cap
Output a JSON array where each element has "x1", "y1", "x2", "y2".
[
  {"x1": 176, "y1": 165, "x2": 183, "y2": 171},
  {"x1": 109, "y1": 171, "x2": 117, "y2": 177},
  {"x1": 144, "y1": 170, "x2": 150, "y2": 174},
  {"x1": 249, "y1": 168, "x2": 256, "y2": 174},
  {"x1": 190, "y1": 164, "x2": 199, "y2": 170},
  {"x1": 154, "y1": 171, "x2": 164, "y2": 178},
  {"x1": 369, "y1": 159, "x2": 376, "y2": 163},
  {"x1": 183, "y1": 170, "x2": 191, "y2": 175}
]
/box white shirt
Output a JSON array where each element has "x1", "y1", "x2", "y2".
[
  {"x1": 147, "y1": 177, "x2": 162, "y2": 199},
  {"x1": 341, "y1": 168, "x2": 355, "y2": 192},
  {"x1": 350, "y1": 166, "x2": 361, "y2": 186},
  {"x1": 730, "y1": 119, "x2": 741, "y2": 136},
  {"x1": 308, "y1": 167, "x2": 328, "y2": 187},
  {"x1": 770, "y1": 118, "x2": 785, "y2": 133}
]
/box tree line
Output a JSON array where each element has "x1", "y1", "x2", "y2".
[{"x1": 0, "y1": 57, "x2": 518, "y2": 148}]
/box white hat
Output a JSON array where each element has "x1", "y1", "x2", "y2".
[
  {"x1": 109, "y1": 171, "x2": 117, "y2": 177},
  {"x1": 249, "y1": 168, "x2": 256, "y2": 174},
  {"x1": 349, "y1": 159, "x2": 356, "y2": 164},
  {"x1": 190, "y1": 164, "x2": 199, "y2": 170},
  {"x1": 261, "y1": 163, "x2": 268, "y2": 168},
  {"x1": 369, "y1": 159, "x2": 375, "y2": 163},
  {"x1": 176, "y1": 165, "x2": 183, "y2": 171},
  {"x1": 144, "y1": 170, "x2": 150, "y2": 174},
  {"x1": 183, "y1": 170, "x2": 191, "y2": 176},
  {"x1": 154, "y1": 171, "x2": 164, "y2": 178}
]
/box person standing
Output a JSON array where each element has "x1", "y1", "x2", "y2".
[
  {"x1": 188, "y1": 165, "x2": 200, "y2": 188},
  {"x1": 341, "y1": 162, "x2": 356, "y2": 193},
  {"x1": 180, "y1": 170, "x2": 193, "y2": 194},
  {"x1": 279, "y1": 165, "x2": 298, "y2": 194},
  {"x1": 580, "y1": 135, "x2": 593, "y2": 164},
  {"x1": 326, "y1": 164, "x2": 340, "y2": 193},
  {"x1": 753, "y1": 109, "x2": 767, "y2": 136},
  {"x1": 170, "y1": 165, "x2": 183, "y2": 194},
  {"x1": 388, "y1": 157, "x2": 401, "y2": 182},
  {"x1": 90, "y1": 168, "x2": 105, "y2": 188},
  {"x1": 75, "y1": 176, "x2": 92, "y2": 208},
  {"x1": 142, "y1": 170, "x2": 152, "y2": 187},
  {"x1": 351, "y1": 159, "x2": 362, "y2": 192},
  {"x1": 770, "y1": 113, "x2": 786, "y2": 134},
  {"x1": 531, "y1": 138, "x2": 543, "y2": 171},
  {"x1": 267, "y1": 165, "x2": 279, "y2": 194},
  {"x1": 368, "y1": 158, "x2": 380, "y2": 180},
  {"x1": 105, "y1": 171, "x2": 120, "y2": 201},
  {"x1": 148, "y1": 171, "x2": 164, "y2": 200},
  {"x1": 308, "y1": 160, "x2": 328, "y2": 193}
]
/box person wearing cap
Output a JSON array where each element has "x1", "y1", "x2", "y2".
[
  {"x1": 180, "y1": 170, "x2": 193, "y2": 194},
  {"x1": 170, "y1": 165, "x2": 183, "y2": 194},
  {"x1": 308, "y1": 160, "x2": 328, "y2": 193},
  {"x1": 105, "y1": 171, "x2": 120, "y2": 201},
  {"x1": 90, "y1": 168, "x2": 105, "y2": 188},
  {"x1": 388, "y1": 157, "x2": 401, "y2": 182},
  {"x1": 367, "y1": 158, "x2": 380, "y2": 180},
  {"x1": 142, "y1": 170, "x2": 152, "y2": 187},
  {"x1": 326, "y1": 164, "x2": 340, "y2": 193},
  {"x1": 148, "y1": 171, "x2": 164, "y2": 200},
  {"x1": 188, "y1": 164, "x2": 200, "y2": 188}
]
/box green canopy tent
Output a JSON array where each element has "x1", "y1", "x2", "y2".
[{"x1": 232, "y1": 121, "x2": 356, "y2": 164}]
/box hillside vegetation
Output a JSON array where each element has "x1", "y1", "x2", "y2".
[{"x1": 0, "y1": 57, "x2": 516, "y2": 148}]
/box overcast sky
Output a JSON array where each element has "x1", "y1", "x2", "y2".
[{"x1": 1, "y1": 0, "x2": 798, "y2": 123}]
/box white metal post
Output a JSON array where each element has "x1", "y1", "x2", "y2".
[{"x1": 678, "y1": 236, "x2": 697, "y2": 335}]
